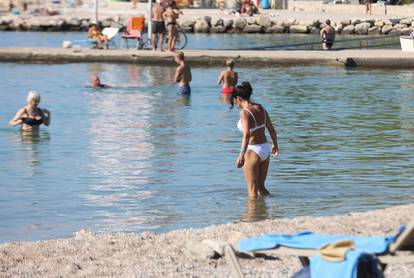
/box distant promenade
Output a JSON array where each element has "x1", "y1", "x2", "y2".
[{"x1": 0, "y1": 47, "x2": 413, "y2": 68}]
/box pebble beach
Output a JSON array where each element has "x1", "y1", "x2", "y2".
[{"x1": 1, "y1": 204, "x2": 413, "y2": 277}]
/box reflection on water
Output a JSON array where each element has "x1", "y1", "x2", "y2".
[
  {"x1": 1, "y1": 63, "x2": 414, "y2": 242},
  {"x1": 240, "y1": 197, "x2": 269, "y2": 222},
  {"x1": 10, "y1": 130, "x2": 50, "y2": 171}
]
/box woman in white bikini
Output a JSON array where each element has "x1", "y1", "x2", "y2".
[{"x1": 232, "y1": 82, "x2": 279, "y2": 198}]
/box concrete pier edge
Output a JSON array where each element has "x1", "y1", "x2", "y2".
[{"x1": 0, "y1": 48, "x2": 414, "y2": 68}]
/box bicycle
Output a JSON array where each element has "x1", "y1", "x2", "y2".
[{"x1": 137, "y1": 25, "x2": 188, "y2": 50}]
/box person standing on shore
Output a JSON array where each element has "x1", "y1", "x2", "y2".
[
  {"x1": 320, "y1": 20, "x2": 335, "y2": 50},
  {"x1": 163, "y1": 1, "x2": 183, "y2": 52},
  {"x1": 232, "y1": 82, "x2": 279, "y2": 198},
  {"x1": 174, "y1": 51, "x2": 192, "y2": 95},
  {"x1": 151, "y1": 0, "x2": 166, "y2": 51},
  {"x1": 365, "y1": 0, "x2": 372, "y2": 15},
  {"x1": 217, "y1": 59, "x2": 238, "y2": 102},
  {"x1": 9, "y1": 91, "x2": 51, "y2": 131}
]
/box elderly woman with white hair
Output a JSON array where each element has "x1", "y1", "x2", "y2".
[{"x1": 9, "y1": 91, "x2": 51, "y2": 131}]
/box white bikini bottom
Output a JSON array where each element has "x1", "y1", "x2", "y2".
[{"x1": 247, "y1": 142, "x2": 270, "y2": 161}]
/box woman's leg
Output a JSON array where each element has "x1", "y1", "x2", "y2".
[
  {"x1": 257, "y1": 158, "x2": 270, "y2": 196},
  {"x1": 243, "y1": 151, "x2": 260, "y2": 198},
  {"x1": 167, "y1": 26, "x2": 173, "y2": 51}
]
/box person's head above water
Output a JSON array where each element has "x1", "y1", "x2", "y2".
[
  {"x1": 174, "y1": 51, "x2": 185, "y2": 64},
  {"x1": 230, "y1": 81, "x2": 253, "y2": 109},
  {"x1": 27, "y1": 90, "x2": 41, "y2": 107},
  {"x1": 226, "y1": 59, "x2": 234, "y2": 69},
  {"x1": 91, "y1": 74, "x2": 101, "y2": 87},
  {"x1": 326, "y1": 19, "x2": 331, "y2": 26}
]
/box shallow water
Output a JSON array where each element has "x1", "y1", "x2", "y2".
[
  {"x1": 1, "y1": 63, "x2": 414, "y2": 242},
  {"x1": 0, "y1": 31, "x2": 399, "y2": 50}
]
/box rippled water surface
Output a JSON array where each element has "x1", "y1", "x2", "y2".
[
  {"x1": 0, "y1": 31, "x2": 399, "y2": 49},
  {"x1": 1, "y1": 63, "x2": 414, "y2": 242}
]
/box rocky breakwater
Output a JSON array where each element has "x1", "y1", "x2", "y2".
[
  {"x1": 0, "y1": 14, "x2": 413, "y2": 35},
  {"x1": 182, "y1": 16, "x2": 414, "y2": 35}
]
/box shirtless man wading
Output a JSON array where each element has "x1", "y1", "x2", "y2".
[
  {"x1": 174, "y1": 51, "x2": 192, "y2": 95},
  {"x1": 151, "y1": 0, "x2": 166, "y2": 51},
  {"x1": 217, "y1": 59, "x2": 238, "y2": 95}
]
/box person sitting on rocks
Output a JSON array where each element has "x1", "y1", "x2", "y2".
[
  {"x1": 320, "y1": 19, "x2": 335, "y2": 50},
  {"x1": 87, "y1": 23, "x2": 109, "y2": 49},
  {"x1": 241, "y1": 0, "x2": 258, "y2": 16}
]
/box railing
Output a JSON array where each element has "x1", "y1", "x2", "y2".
[{"x1": 220, "y1": 34, "x2": 401, "y2": 51}]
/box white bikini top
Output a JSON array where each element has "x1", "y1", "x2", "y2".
[{"x1": 237, "y1": 107, "x2": 266, "y2": 133}]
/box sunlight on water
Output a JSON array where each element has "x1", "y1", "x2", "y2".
[{"x1": 0, "y1": 63, "x2": 413, "y2": 242}]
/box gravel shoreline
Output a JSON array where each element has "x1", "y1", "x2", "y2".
[{"x1": 1, "y1": 204, "x2": 413, "y2": 277}]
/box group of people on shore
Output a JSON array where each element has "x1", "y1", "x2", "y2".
[
  {"x1": 10, "y1": 51, "x2": 279, "y2": 199},
  {"x1": 151, "y1": 0, "x2": 183, "y2": 52}
]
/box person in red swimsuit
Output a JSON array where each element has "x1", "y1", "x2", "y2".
[{"x1": 217, "y1": 59, "x2": 238, "y2": 103}]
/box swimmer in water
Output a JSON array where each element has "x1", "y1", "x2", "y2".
[
  {"x1": 9, "y1": 90, "x2": 51, "y2": 132},
  {"x1": 91, "y1": 74, "x2": 109, "y2": 88},
  {"x1": 174, "y1": 51, "x2": 192, "y2": 95},
  {"x1": 232, "y1": 82, "x2": 279, "y2": 198},
  {"x1": 217, "y1": 59, "x2": 238, "y2": 103}
]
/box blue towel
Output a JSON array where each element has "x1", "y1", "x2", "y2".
[
  {"x1": 239, "y1": 226, "x2": 404, "y2": 254},
  {"x1": 310, "y1": 250, "x2": 383, "y2": 278}
]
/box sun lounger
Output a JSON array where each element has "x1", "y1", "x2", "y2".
[{"x1": 236, "y1": 222, "x2": 414, "y2": 269}]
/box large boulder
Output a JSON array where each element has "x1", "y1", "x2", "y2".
[
  {"x1": 381, "y1": 25, "x2": 393, "y2": 34},
  {"x1": 400, "y1": 27, "x2": 411, "y2": 35},
  {"x1": 203, "y1": 16, "x2": 212, "y2": 26},
  {"x1": 67, "y1": 17, "x2": 81, "y2": 27},
  {"x1": 351, "y1": 18, "x2": 361, "y2": 25},
  {"x1": 223, "y1": 19, "x2": 233, "y2": 29},
  {"x1": 10, "y1": 18, "x2": 24, "y2": 30},
  {"x1": 211, "y1": 18, "x2": 223, "y2": 27},
  {"x1": 334, "y1": 23, "x2": 343, "y2": 33},
  {"x1": 394, "y1": 23, "x2": 408, "y2": 30},
  {"x1": 368, "y1": 26, "x2": 381, "y2": 35},
  {"x1": 210, "y1": 26, "x2": 226, "y2": 33},
  {"x1": 400, "y1": 18, "x2": 412, "y2": 25},
  {"x1": 289, "y1": 24, "x2": 308, "y2": 33},
  {"x1": 180, "y1": 20, "x2": 196, "y2": 29},
  {"x1": 281, "y1": 19, "x2": 296, "y2": 27},
  {"x1": 362, "y1": 19, "x2": 374, "y2": 26},
  {"x1": 256, "y1": 15, "x2": 271, "y2": 28},
  {"x1": 389, "y1": 29, "x2": 401, "y2": 35},
  {"x1": 266, "y1": 24, "x2": 284, "y2": 33},
  {"x1": 233, "y1": 17, "x2": 247, "y2": 30},
  {"x1": 246, "y1": 16, "x2": 256, "y2": 25},
  {"x1": 244, "y1": 24, "x2": 263, "y2": 33},
  {"x1": 355, "y1": 22, "x2": 371, "y2": 35},
  {"x1": 342, "y1": 24, "x2": 355, "y2": 35},
  {"x1": 310, "y1": 26, "x2": 320, "y2": 34},
  {"x1": 374, "y1": 20, "x2": 385, "y2": 27},
  {"x1": 382, "y1": 19, "x2": 393, "y2": 26},
  {"x1": 194, "y1": 19, "x2": 210, "y2": 33}
]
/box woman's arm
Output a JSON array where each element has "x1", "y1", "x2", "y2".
[
  {"x1": 41, "y1": 109, "x2": 51, "y2": 126},
  {"x1": 265, "y1": 110, "x2": 279, "y2": 156},
  {"x1": 9, "y1": 108, "x2": 25, "y2": 126},
  {"x1": 217, "y1": 72, "x2": 224, "y2": 85},
  {"x1": 237, "y1": 110, "x2": 250, "y2": 168}
]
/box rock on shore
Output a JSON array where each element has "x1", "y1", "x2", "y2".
[
  {"x1": 1, "y1": 14, "x2": 413, "y2": 35},
  {"x1": 0, "y1": 204, "x2": 413, "y2": 277}
]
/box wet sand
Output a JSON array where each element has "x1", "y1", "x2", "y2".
[{"x1": 1, "y1": 204, "x2": 413, "y2": 277}]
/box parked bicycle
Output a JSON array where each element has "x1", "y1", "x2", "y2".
[{"x1": 137, "y1": 25, "x2": 188, "y2": 50}]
